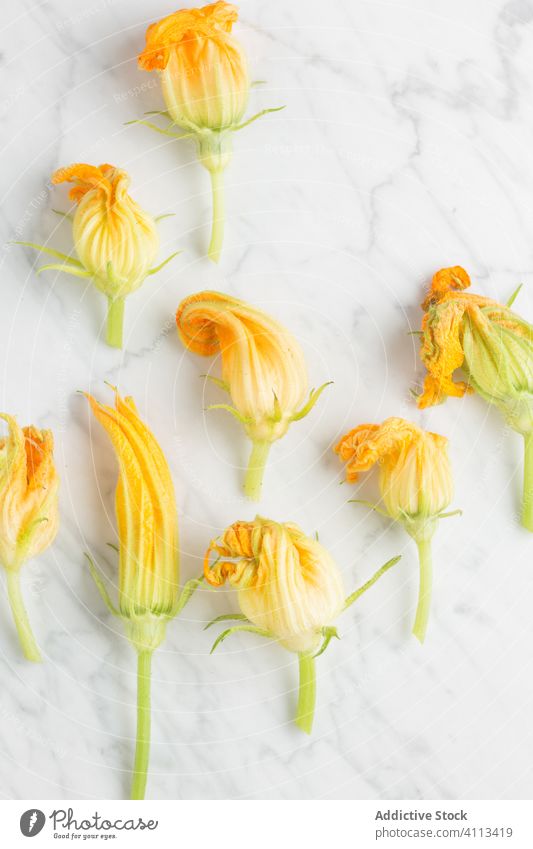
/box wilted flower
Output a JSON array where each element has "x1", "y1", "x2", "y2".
[
  {"x1": 205, "y1": 516, "x2": 400, "y2": 733},
  {"x1": 137, "y1": 2, "x2": 284, "y2": 262},
  {"x1": 176, "y1": 291, "x2": 330, "y2": 500},
  {"x1": 85, "y1": 388, "x2": 201, "y2": 799},
  {"x1": 18, "y1": 163, "x2": 178, "y2": 348},
  {"x1": 417, "y1": 265, "x2": 533, "y2": 531},
  {"x1": 0, "y1": 415, "x2": 59, "y2": 661},
  {"x1": 335, "y1": 417, "x2": 458, "y2": 643}
]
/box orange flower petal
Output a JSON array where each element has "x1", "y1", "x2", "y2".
[
  {"x1": 139, "y1": 2, "x2": 239, "y2": 71},
  {"x1": 421, "y1": 265, "x2": 471, "y2": 311}
]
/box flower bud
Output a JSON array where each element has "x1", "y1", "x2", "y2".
[
  {"x1": 335, "y1": 417, "x2": 453, "y2": 540},
  {"x1": 335, "y1": 417, "x2": 456, "y2": 643},
  {"x1": 18, "y1": 163, "x2": 176, "y2": 349},
  {"x1": 419, "y1": 266, "x2": 533, "y2": 430},
  {"x1": 85, "y1": 388, "x2": 202, "y2": 800},
  {"x1": 205, "y1": 517, "x2": 345, "y2": 653},
  {"x1": 86, "y1": 389, "x2": 179, "y2": 648},
  {"x1": 205, "y1": 516, "x2": 399, "y2": 733},
  {"x1": 177, "y1": 291, "x2": 328, "y2": 499},
  {"x1": 53, "y1": 163, "x2": 159, "y2": 299},
  {"x1": 417, "y1": 265, "x2": 533, "y2": 531},
  {"x1": 0, "y1": 415, "x2": 59, "y2": 571},
  {"x1": 139, "y1": 2, "x2": 249, "y2": 141},
  {"x1": 138, "y1": 3, "x2": 283, "y2": 263},
  {"x1": 0, "y1": 415, "x2": 59, "y2": 661}
]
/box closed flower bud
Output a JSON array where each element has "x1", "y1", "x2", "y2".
[
  {"x1": 176, "y1": 291, "x2": 329, "y2": 500},
  {"x1": 139, "y1": 2, "x2": 249, "y2": 137},
  {"x1": 335, "y1": 418, "x2": 453, "y2": 537},
  {"x1": 85, "y1": 388, "x2": 201, "y2": 800},
  {"x1": 85, "y1": 389, "x2": 179, "y2": 648},
  {"x1": 18, "y1": 164, "x2": 178, "y2": 349},
  {"x1": 0, "y1": 415, "x2": 59, "y2": 662},
  {"x1": 205, "y1": 517, "x2": 345, "y2": 653},
  {"x1": 138, "y1": 2, "x2": 284, "y2": 263},
  {"x1": 417, "y1": 265, "x2": 533, "y2": 531},
  {"x1": 335, "y1": 417, "x2": 457, "y2": 643},
  {"x1": 54, "y1": 164, "x2": 159, "y2": 298},
  {"x1": 205, "y1": 515, "x2": 400, "y2": 733}
]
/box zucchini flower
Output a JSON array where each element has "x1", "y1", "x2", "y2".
[
  {"x1": 176, "y1": 291, "x2": 330, "y2": 500},
  {"x1": 205, "y1": 516, "x2": 400, "y2": 733},
  {"x1": 417, "y1": 265, "x2": 533, "y2": 531},
  {"x1": 136, "y1": 2, "x2": 284, "y2": 263},
  {"x1": 85, "y1": 388, "x2": 201, "y2": 799},
  {"x1": 335, "y1": 417, "x2": 458, "y2": 643},
  {"x1": 18, "y1": 163, "x2": 179, "y2": 348},
  {"x1": 0, "y1": 415, "x2": 59, "y2": 662}
]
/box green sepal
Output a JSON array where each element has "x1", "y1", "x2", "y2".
[
  {"x1": 85, "y1": 553, "x2": 120, "y2": 617},
  {"x1": 437, "y1": 508, "x2": 462, "y2": 520},
  {"x1": 233, "y1": 106, "x2": 286, "y2": 132},
  {"x1": 14, "y1": 241, "x2": 82, "y2": 266},
  {"x1": 201, "y1": 374, "x2": 230, "y2": 393},
  {"x1": 507, "y1": 284, "x2": 523, "y2": 308},
  {"x1": 210, "y1": 624, "x2": 271, "y2": 654},
  {"x1": 313, "y1": 626, "x2": 340, "y2": 659},
  {"x1": 270, "y1": 392, "x2": 283, "y2": 424},
  {"x1": 344, "y1": 555, "x2": 401, "y2": 611},
  {"x1": 348, "y1": 498, "x2": 390, "y2": 519},
  {"x1": 147, "y1": 251, "x2": 182, "y2": 276},
  {"x1": 206, "y1": 403, "x2": 252, "y2": 424},
  {"x1": 173, "y1": 575, "x2": 204, "y2": 616},
  {"x1": 204, "y1": 612, "x2": 248, "y2": 631},
  {"x1": 144, "y1": 110, "x2": 173, "y2": 119},
  {"x1": 36, "y1": 263, "x2": 91, "y2": 279},
  {"x1": 52, "y1": 209, "x2": 74, "y2": 222},
  {"x1": 290, "y1": 381, "x2": 332, "y2": 422},
  {"x1": 124, "y1": 118, "x2": 195, "y2": 140}
]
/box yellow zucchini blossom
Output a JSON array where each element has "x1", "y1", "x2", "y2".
[
  {"x1": 176, "y1": 291, "x2": 329, "y2": 500},
  {"x1": 205, "y1": 516, "x2": 400, "y2": 733},
  {"x1": 19, "y1": 163, "x2": 178, "y2": 349},
  {"x1": 335, "y1": 417, "x2": 457, "y2": 643},
  {"x1": 417, "y1": 265, "x2": 533, "y2": 531},
  {"x1": 85, "y1": 388, "x2": 201, "y2": 800},
  {"x1": 137, "y1": 2, "x2": 284, "y2": 262},
  {"x1": 0, "y1": 415, "x2": 59, "y2": 662}
]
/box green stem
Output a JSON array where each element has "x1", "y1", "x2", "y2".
[
  {"x1": 412, "y1": 538, "x2": 433, "y2": 644},
  {"x1": 243, "y1": 440, "x2": 271, "y2": 501},
  {"x1": 6, "y1": 571, "x2": 41, "y2": 662},
  {"x1": 295, "y1": 653, "x2": 316, "y2": 734},
  {"x1": 208, "y1": 169, "x2": 225, "y2": 264},
  {"x1": 131, "y1": 649, "x2": 153, "y2": 800},
  {"x1": 106, "y1": 296, "x2": 125, "y2": 349},
  {"x1": 522, "y1": 431, "x2": 533, "y2": 532}
]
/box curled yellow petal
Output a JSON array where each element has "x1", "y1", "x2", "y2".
[
  {"x1": 335, "y1": 417, "x2": 453, "y2": 524},
  {"x1": 417, "y1": 266, "x2": 533, "y2": 435},
  {"x1": 204, "y1": 516, "x2": 345, "y2": 653},
  {"x1": 421, "y1": 265, "x2": 472, "y2": 311},
  {"x1": 86, "y1": 389, "x2": 179, "y2": 621},
  {"x1": 139, "y1": 2, "x2": 239, "y2": 71},
  {"x1": 54, "y1": 162, "x2": 159, "y2": 299},
  {"x1": 176, "y1": 291, "x2": 309, "y2": 442},
  {"x1": 138, "y1": 3, "x2": 248, "y2": 135},
  {"x1": 0, "y1": 415, "x2": 59, "y2": 571}
]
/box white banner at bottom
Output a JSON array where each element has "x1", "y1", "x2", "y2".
[{"x1": 2, "y1": 799, "x2": 532, "y2": 847}]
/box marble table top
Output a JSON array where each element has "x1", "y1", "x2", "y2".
[{"x1": 0, "y1": 0, "x2": 532, "y2": 800}]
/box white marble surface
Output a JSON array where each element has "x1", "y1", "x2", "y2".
[{"x1": 0, "y1": 0, "x2": 532, "y2": 801}]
